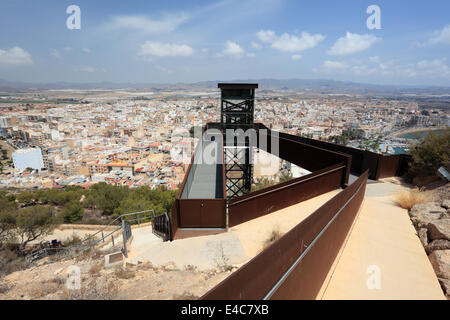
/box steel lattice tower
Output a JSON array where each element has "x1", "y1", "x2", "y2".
[{"x1": 218, "y1": 83, "x2": 258, "y2": 199}]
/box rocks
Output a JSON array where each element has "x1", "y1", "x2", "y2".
[
  {"x1": 410, "y1": 202, "x2": 446, "y2": 227},
  {"x1": 418, "y1": 228, "x2": 429, "y2": 247},
  {"x1": 428, "y1": 250, "x2": 450, "y2": 279},
  {"x1": 438, "y1": 278, "x2": 450, "y2": 297},
  {"x1": 427, "y1": 220, "x2": 450, "y2": 241},
  {"x1": 442, "y1": 199, "x2": 450, "y2": 210},
  {"x1": 409, "y1": 200, "x2": 450, "y2": 297},
  {"x1": 425, "y1": 240, "x2": 450, "y2": 255}
]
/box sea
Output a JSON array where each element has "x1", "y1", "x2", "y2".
[{"x1": 398, "y1": 129, "x2": 445, "y2": 140}]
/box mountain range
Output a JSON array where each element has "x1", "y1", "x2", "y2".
[{"x1": 1, "y1": 78, "x2": 450, "y2": 96}]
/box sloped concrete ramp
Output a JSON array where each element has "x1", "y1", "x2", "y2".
[{"x1": 318, "y1": 182, "x2": 445, "y2": 300}]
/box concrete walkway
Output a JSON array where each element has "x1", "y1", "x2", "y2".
[
  {"x1": 127, "y1": 229, "x2": 248, "y2": 270},
  {"x1": 126, "y1": 189, "x2": 342, "y2": 270},
  {"x1": 231, "y1": 189, "x2": 342, "y2": 257},
  {"x1": 317, "y1": 182, "x2": 445, "y2": 300}
]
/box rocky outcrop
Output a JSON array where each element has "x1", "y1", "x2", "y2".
[
  {"x1": 427, "y1": 220, "x2": 450, "y2": 241},
  {"x1": 428, "y1": 250, "x2": 450, "y2": 279},
  {"x1": 409, "y1": 199, "x2": 449, "y2": 298},
  {"x1": 438, "y1": 278, "x2": 450, "y2": 297},
  {"x1": 410, "y1": 202, "x2": 446, "y2": 227},
  {"x1": 425, "y1": 240, "x2": 450, "y2": 255},
  {"x1": 442, "y1": 200, "x2": 450, "y2": 210},
  {"x1": 418, "y1": 228, "x2": 428, "y2": 247}
]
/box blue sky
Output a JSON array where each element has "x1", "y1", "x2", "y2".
[{"x1": 0, "y1": 0, "x2": 450, "y2": 86}]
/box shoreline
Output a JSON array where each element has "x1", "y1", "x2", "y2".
[{"x1": 391, "y1": 126, "x2": 446, "y2": 138}]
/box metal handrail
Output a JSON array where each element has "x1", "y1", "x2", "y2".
[
  {"x1": 229, "y1": 164, "x2": 346, "y2": 207},
  {"x1": 25, "y1": 209, "x2": 156, "y2": 264}
]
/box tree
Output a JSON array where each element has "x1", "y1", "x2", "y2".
[
  {"x1": 407, "y1": 128, "x2": 450, "y2": 180},
  {"x1": 16, "y1": 191, "x2": 35, "y2": 204},
  {"x1": 0, "y1": 210, "x2": 16, "y2": 244},
  {"x1": 15, "y1": 206, "x2": 61, "y2": 250},
  {"x1": 61, "y1": 201, "x2": 84, "y2": 223}
]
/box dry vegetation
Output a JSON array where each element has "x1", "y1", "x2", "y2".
[
  {"x1": 61, "y1": 278, "x2": 118, "y2": 300},
  {"x1": 263, "y1": 226, "x2": 283, "y2": 250},
  {"x1": 89, "y1": 261, "x2": 104, "y2": 275},
  {"x1": 113, "y1": 266, "x2": 136, "y2": 279},
  {"x1": 173, "y1": 291, "x2": 199, "y2": 300},
  {"x1": 27, "y1": 278, "x2": 64, "y2": 299},
  {"x1": 394, "y1": 188, "x2": 428, "y2": 209}
]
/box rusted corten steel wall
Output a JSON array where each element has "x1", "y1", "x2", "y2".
[
  {"x1": 228, "y1": 164, "x2": 345, "y2": 227},
  {"x1": 266, "y1": 125, "x2": 411, "y2": 181},
  {"x1": 201, "y1": 171, "x2": 368, "y2": 300},
  {"x1": 376, "y1": 154, "x2": 401, "y2": 179},
  {"x1": 256, "y1": 128, "x2": 351, "y2": 187},
  {"x1": 178, "y1": 199, "x2": 226, "y2": 228},
  {"x1": 376, "y1": 154, "x2": 412, "y2": 180}
]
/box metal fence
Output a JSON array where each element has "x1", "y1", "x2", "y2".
[
  {"x1": 25, "y1": 209, "x2": 156, "y2": 264},
  {"x1": 152, "y1": 211, "x2": 171, "y2": 241},
  {"x1": 201, "y1": 171, "x2": 368, "y2": 300}
]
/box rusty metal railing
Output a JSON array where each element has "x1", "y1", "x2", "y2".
[{"x1": 201, "y1": 171, "x2": 368, "y2": 300}]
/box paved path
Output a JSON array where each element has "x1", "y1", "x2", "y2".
[
  {"x1": 317, "y1": 182, "x2": 445, "y2": 300},
  {"x1": 128, "y1": 229, "x2": 248, "y2": 270},
  {"x1": 126, "y1": 189, "x2": 341, "y2": 270}
]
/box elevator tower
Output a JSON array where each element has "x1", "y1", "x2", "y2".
[{"x1": 218, "y1": 83, "x2": 258, "y2": 199}]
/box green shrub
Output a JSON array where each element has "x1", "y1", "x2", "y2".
[
  {"x1": 62, "y1": 201, "x2": 84, "y2": 223},
  {"x1": 407, "y1": 128, "x2": 450, "y2": 180}
]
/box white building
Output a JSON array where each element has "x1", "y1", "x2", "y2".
[{"x1": 12, "y1": 148, "x2": 45, "y2": 171}]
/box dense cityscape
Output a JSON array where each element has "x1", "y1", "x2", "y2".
[{"x1": 0, "y1": 88, "x2": 448, "y2": 190}]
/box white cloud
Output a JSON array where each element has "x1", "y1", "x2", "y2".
[
  {"x1": 221, "y1": 41, "x2": 244, "y2": 57},
  {"x1": 256, "y1": 30, "x2": 277, "y2": 43},
  {"x1": 291, "y1": 54, "x2": 302, "y2": 60},
  {"x1": 82, "y1": 48, "x2": 91, "y2": 53},
  {"x1": 369, "y1": 56, "x2": 380, "y2": 63},
  {"x1": 51, "y1": 49, "x2": 62, "y2": 59},
  {"x1": 78, "y1": 66, "x2": 105, "y2": 73},
  {"x1": 106, "y1": 14, "x2": 188, "y2": 34},
  {"x1": 139, "y1": 41, "x2": 194, "y2": 58},
  {"x1": 155, "y1": 65, "x2": 173, "y2": 74},
  {"x1": 246, "y1": 52, "x2": 256, "y2": 58},
  {"x1": 315, "y1": 56, "x2": 450, "y2": 80},
  {"x1": 0, "y1": 47, "x2": 33, "y2": 66},
  {"x1": 328, "y1": 32, "x2": 380, "y2": 56},
  {"x1": 251, "y1": 42, "x2": 261, "y2": 49},
  {"x1": 425, "y1": 25, "x2": 450, "y2": 46},
  {"x1": 63, "y1": 46, "x2": 72, "y2": 51},
  {"x1": 323, "y1": 60, "x2": 347, "y2": 70},
  {"x1": 416, "y1": 59, "x2": 450, "y2": 76},
  {"x1": 256, "y1": 30, "x2": 324, "y2": 52}
]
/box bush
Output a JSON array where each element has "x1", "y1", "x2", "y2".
[
  {"x1": 62, "y1": 201, "x2": 84, "y2": 223},
  {"x1": 394, "y1": 188, "x2": 428, "y2": 210},
  {"x1": 407, "y1": 128, "x2": 450, "y2": 181}
]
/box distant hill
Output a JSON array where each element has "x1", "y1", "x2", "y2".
[{"x1": 1, "y1": 78, "x2": 450, "y2": 96}]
